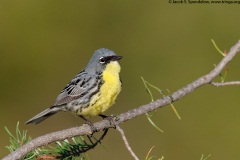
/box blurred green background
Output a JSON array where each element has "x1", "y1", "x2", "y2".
[{"x1": 1, "y1": 1, "x2": 240, "y2": 159}]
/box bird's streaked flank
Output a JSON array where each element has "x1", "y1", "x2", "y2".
[{"x1": 26, "y1": 48, "x2": 122, "y2": 127}]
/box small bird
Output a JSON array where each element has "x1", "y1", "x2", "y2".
[{"x1": 26, "y1": 48, "x2": 122, "y2": 127}]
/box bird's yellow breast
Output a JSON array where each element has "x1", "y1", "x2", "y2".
[{"x1": 80, "y1": 61, "x2": 121, "y2": 117}]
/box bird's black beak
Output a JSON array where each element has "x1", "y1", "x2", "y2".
[{"x1": 110, "y1": 55, "x2": 122, "y2": 61}]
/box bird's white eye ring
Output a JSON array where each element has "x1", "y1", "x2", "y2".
[{"x1": 99, "y1": 57, "x2": 105, "y2": 64}]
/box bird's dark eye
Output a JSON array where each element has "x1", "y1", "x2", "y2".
[{"x1": 99, "y1": 57, "x2": 105, "y2": 64}]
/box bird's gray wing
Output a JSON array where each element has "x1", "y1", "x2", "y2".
[{"x1": 53, "y1": 70, "x2": 98, "y2": 106}]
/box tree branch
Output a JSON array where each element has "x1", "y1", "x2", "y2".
[{"x1": 3, "y1": 40, "x2": 240, "y2": 160}]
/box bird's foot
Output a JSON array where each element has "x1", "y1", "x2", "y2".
[
  {"x1": 78, "y1": 115, "x2": 97, "y2": 134},
  {"x1": 99, "y1": 114, "x2": 119, "y2": 128}
]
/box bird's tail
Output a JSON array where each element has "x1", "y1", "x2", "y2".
[{"x1": 25, "y1": 106, "x2": 63, "y2": 125}]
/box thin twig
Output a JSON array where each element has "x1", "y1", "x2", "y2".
[
  {"x1": 3, "y1": 40, "x2": 240, "y2": 160},
  {"x1": 145, "y1": 145, "x2": 155, "y2": 160},
  {"x1": 210, "y1": 81, "x2": 240, "y2": 87},
  {"x1": 115, "y1": 125, "x2": 139, "y2": 160},
  {"x1": 211, "y1": 39, "x2": 225, "y2": 56}
]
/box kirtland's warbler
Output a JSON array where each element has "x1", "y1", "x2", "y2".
[{"x1": 26, "y1": 48, "x2": 122, "y2": 126}]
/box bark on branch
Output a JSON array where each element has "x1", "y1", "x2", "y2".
[{"x1": 3, "y1": 40, "x2": 240, "y2": 160}]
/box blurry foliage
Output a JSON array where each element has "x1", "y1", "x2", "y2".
[
  {"x1": 141, "y1": 77, "x2": 181, "y2": 133},
  {"x1": 212, "y1": 39, "x2": 229, "y2": 82}
]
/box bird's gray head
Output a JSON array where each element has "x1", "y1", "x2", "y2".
[{"x1": 85, "y1": 48, "x2": 122, "y2": 74}]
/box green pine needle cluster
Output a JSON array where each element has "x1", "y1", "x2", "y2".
[
  {"x1": 5, "y1": 122, "x2": 108, "y2": 160},
  {"x1": 5, "y1": 122, "x2": 38, "y2": 160}
]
